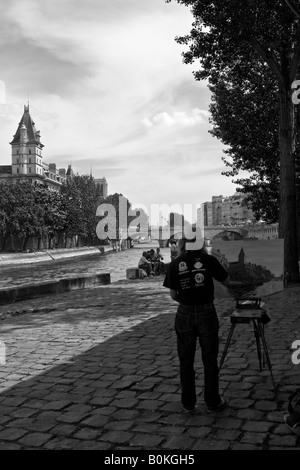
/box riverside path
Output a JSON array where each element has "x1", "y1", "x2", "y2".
[{"x1": 0, "y1": 246, "x2": 300, "y2": 450}]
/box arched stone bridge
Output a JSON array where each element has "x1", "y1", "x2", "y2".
[
  {"x1": 203, "y1": 224, "x2": 278, "y2": 241},
  {"x1": 204, "y1": 226, "x2": 248, "y2": 240},
  {"x1": 157, "y1": 224, "x2": 279, "y2": 246}
]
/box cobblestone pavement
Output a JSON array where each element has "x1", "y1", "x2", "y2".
[{"x1": 0, "y1": 273, "x2": 300, "y2": 451}]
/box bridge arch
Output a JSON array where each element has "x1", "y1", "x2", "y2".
[
  {"x1": 210, "y1": 230, "x2": 244, "y2": 241},
  {"x1": 204, "y1": 226, "x2": 247, "y2": 240}
]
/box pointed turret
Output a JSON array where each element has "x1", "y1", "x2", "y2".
[
  {"x1": 10, "y1": 104, "x2": 44, "y2": 147},
  {"x1": 238, "y1": 248, "x2": 246, "y2": 265},
  {"x1": 19, "y1": 123, "x2": 28, "y2": 144},
  {"x1": 10, "y1": 104, "x2": 44, "y2": 178}
]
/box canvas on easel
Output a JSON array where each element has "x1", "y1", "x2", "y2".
[{"x1": 209, "y1": 238, "x2": 284, "y2": 298}]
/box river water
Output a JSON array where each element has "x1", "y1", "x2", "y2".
[
  {"x1": 0, "y1": 240, "x2": 284, "y2": 298},
  {"x1": 0, "y1": 242, "x2": 172, "y2": 288}
]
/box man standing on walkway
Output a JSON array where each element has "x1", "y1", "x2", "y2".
[{"x1": 163, "y1": 237, "x2": 235, "y2": 413}]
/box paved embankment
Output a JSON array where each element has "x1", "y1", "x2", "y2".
[
  {"x1": 0, "y1": 246, "x2": 106, "y2": 266},
  {"x1": 0, "y1": 247, "x2": 114, "y2": 305},
  {"x1": 0, "y1": 276, "x2": 299, "y2": 450}
]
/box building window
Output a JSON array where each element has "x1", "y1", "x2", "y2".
[
  {"x1": 29, "y1": 158, "x2": 31, "y2": 164},
  {"x1": 29, "y1": 168, "x2": 32, "y2": 173},
  {"x1": 17, "y1": 169, "x2": 19, "y2": 174},
  {"x1": 29, "y1": 149, "x2": 31, "y2": 154}
]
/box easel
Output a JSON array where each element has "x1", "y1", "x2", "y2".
[{"x1": 219, "y1": 298, "x2": 276, "y2": 393}]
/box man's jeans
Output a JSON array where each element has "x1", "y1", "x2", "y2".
[{"x1": 175, "y1": 303, "x2": 221, "y2": 409}]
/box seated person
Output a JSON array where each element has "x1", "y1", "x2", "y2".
[
  {"x1": 147, "y1": 249, "x2": 155, "y2": 260},
  {"x1": 138, "y1": 251, "x2": 153, "y2": 277},
  {"x1": 147, "y1": 249, "x2": 156, "y2": 271},
  {"x1": 153, "y1": 248, "x2": 165, "y2": 275}
]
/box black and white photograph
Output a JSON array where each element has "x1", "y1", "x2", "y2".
[{"x1": 1, "y1": 0, "x2": 300, "y2": 456}]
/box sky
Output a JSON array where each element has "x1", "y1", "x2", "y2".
[{"x1": 0, "y1": 0, "x2": 242, "y2": 224}]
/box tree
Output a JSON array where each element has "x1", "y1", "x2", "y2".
[
  {"x1": 34, "y1": 184, "x2": 67, "y2": 249},
  {"x1": 5, "y1": 182, "x2": 41, "y2": 251},
  {"x1": 95, "y1": 193, "x2": 148, "y2": 243},
  {"x1": 208, "y1": 63, "x2": 280, "y2": 223},
  {"x1": 97, "y1": 193, "x2": 132, "y2": 240},
  {"x1": 167, "y1": 0, "x2": 300, "y2": 281},
  {"x1": 60, "y1": 179, "x2": 87, "y2": 246},
  {"x1": 71, "y1": 174, "x2": 104, "y2": 245},
  {"x1": 0, "y1": 182, "x2": 16, "y2": 250}
]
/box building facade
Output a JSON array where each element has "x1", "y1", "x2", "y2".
[
  {"x1": 94, "y1": 177, "x2": 108, "y2": 198},
  {"x1": 0, "y1": 104, "x2": 108, "y2": 193},
  {"x1": 201, "y1": 193, "x2": 255, "y2": 227},
  {"x1": 0, "y1": 105, "x2": 70, "y2": 191}
]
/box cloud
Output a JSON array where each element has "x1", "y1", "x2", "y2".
[
  {"x1": 142, "y1": 108, "x2": 209, "y2": 128},
  {"x1": 0, "y1": 0, "x2": 239, "y2": 217}
]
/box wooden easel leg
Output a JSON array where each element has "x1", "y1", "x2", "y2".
[
  {"x1": 219, "y1": 324, "x2": 235, "y2": 371},
  {"x1": 253, "y1": 320, "x2": 263, "y2": 371},
  {"x1": 257, "y1": 321, "x2": 277, "y2": 393}
]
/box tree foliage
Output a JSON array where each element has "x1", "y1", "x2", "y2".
[
  {"x1": 208, "y1": 65, "x2": 280, "y2": 223},
  {"x1": 167, "y1": 0, "x2": 300, "y2": 281},
  {"x1": 97, "y1": 193, "x2": 136, "y2": 240},
  {"x1": 60, "y1": 175, "x2": 104, "y2": 245},
  {"x1": 0, "y1": 175, "x2": 106, "y2": 250}
]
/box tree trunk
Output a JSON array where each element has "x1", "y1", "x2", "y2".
[
  {"x1": 48, "y1": 235, "x2": 53, "y2": 250},
  {"x1": 37, "y1": 234, "x2": 42, "y2": 250},
  {"x1": 278, "y1": 85, "x2": 299, "y2": 282},
  {"x1": 22, "y1": 237, "x2": 29, "y2": 251},
  {"x1": 1, "y1": 235, "x2": 7, "y2": 251}
]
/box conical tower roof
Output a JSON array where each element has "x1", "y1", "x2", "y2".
[{"x1": 10, "y1": 104, "x2": 44, "y2": 147}]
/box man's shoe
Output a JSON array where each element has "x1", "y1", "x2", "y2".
[
  {"x1": 181, "y1": 404, "x2": 196, "y2": 413},
  {"x1": 284, "y1": 413, "x2": 300, "y2": 435},
  {"x1": 207, "y1": 399, "x2": 228, "y2": 413}
]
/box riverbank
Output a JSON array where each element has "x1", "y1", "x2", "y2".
[
  {"x1": 0, "y1": 243, "x2": 173, "y2": 306},
  {"x1": 0, "y1": 246, "x2": 115, "y2": 266}
]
